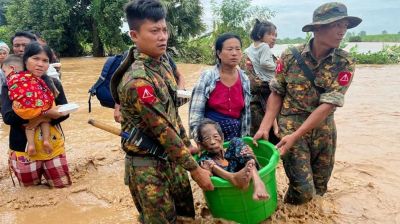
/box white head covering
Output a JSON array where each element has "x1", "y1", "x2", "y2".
[{"x1": 0, "y1": 42, "x2": 10, "y2": 54}]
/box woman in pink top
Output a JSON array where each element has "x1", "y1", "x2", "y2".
[{"x1": 189, "y1": 33, "x2": 251, "y2": 141}]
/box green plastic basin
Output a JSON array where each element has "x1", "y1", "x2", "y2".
[{"x1": 200, "y1": 137, "x2": 279, "y2": 224}]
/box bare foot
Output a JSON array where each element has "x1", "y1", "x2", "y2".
[
  {"x1": 200, "y1": 160, "x2": 215, "y2": 172},
  {"x1": 27, "y1": 144, "x2": 36, "y2": 156},
  {"x1": 251, "y1": 163, "x2": 269, "y2": 200},
  {"x1": 43, "y1": 140, "x2": 53, "y2": 154},
  {"x1": 231, "y1": 160, "x2": 254, "y2": 190},
  {"x1": 252, "y1": 178, "x2": 269, "y2": 200}
]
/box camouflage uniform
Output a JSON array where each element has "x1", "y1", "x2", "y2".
[
  {"x1": 270, "y1": 41, "x2": 355, "y2": 204},
  {"x1": 111, "y1": 47, "x2": 198, "y2": 223},
  {"x1": 241, "y1": 55, "x2": 280, "y2": 144}
]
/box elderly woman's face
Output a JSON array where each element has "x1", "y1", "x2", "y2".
[
  {"x1": 217, "y1": 38, "x2": 242, "y2": 67},
  {"x1": 0, "y1": 50, "x2": 8, "y2": 63},
  {"x1": 26, "y1": 51, "x2": 49, "y2": 77}
]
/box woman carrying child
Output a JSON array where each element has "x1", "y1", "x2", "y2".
[
  {"x1": 1, "y1": 41, "x2": 71, "y2": 188},
  {"x1": 243, "y1": 19, "x2": 280, "y2": 143}
]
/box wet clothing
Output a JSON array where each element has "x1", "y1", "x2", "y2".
[
  {"x1": 198, "y1": 137, "x2": 258, "y2": 173},
  {"x1": 189, "y1": 65, "x2": 251, "y2": 141},
  {"x1": 7, "y1": 71, "x2": 54, "y2": 120},
  {"x1": 1, "y1": 76, "x2": 71, "y2": 188},
  {"x1": 125, "y1": 156, "x2": 194, "y2": 223},
  {"x1": 241, "y1": 50, "x2": 280, "y2": 143},
  {"x1": 9, "y1": 152, "x2": 71, "y2": 187},
  {"x1": 1, "y1": 76, "x2": 69, "y2": 152},
  {"x1": 279, "y1": 114, "x2": 336, "y2": 204},
  {"x1": 111, "y1": 47, "x2": 197, "y2": 222},
  {"x1": 271, "y1": 39, "x2": 355, "y2": 204}
]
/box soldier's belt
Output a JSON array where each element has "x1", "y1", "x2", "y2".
[
  {"x1": 126, "y1": 127, "x2": 168, "y2": 161},
  {"x1": 126, "y1": 155, "x2": 162, "y2": 167}
]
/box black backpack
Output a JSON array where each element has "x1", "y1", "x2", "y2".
[{"x1": 88, "y1": 53, "x2": 127, "y2": 112}]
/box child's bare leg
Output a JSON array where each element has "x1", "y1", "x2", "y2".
[
  {"x1": 26, "y1": 128, "x2": 36, "y2": 156},
  {"x1": 251, "y1": 161, "x2": 269, "y2": 200},
  {"x1": 41, "y1": 122, "x2": 53, "y2": 154}
]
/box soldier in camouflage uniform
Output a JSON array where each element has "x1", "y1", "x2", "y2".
[
  {"x1": 253, "y1": 2, "x2": 362, "y2": 204},
  {"x1": 110, "y1": 1, "x2": 213, "y2": 223}
]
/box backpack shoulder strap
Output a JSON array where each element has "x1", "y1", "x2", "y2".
[
  {"x1": 89, "y1": 55, "x2": 121, "y2": 95},
  {"x1": 289, "y1": 47, "x2": 325, "y2": 94},
  {"x1": 110, "y1": 47, "x2": 135, "y2": 105}
]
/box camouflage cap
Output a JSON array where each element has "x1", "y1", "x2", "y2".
[{"x1": 302, "y1": 2, "x2": 362, "y2": 32}]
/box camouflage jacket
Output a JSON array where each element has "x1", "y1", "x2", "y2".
[
  {"x1": 270, "y1": 38, "x2": 355, "y2": 115},
  {"x1": 112, "y1": 47, "x2": 198, "y2": 171}
]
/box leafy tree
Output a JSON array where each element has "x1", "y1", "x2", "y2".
[
  {"x1": 5, "y1": 0, "x2": 70, "y2": 54},
  {"x1": 61, "y1": 0, "x2": 92, "y2": 56},
  {"x1": 358, "y1": 30, "x2": 366, "y2": 36},
  {"x1": 210, "y1": 0, "x2": 275, "y2": 47},
  {"x1": 382, "y1": 30, "x2": 388, "y2": 34},
  {"x1": 91, "y1": 0, "x2": 129, "y2": 55},
  {"x1": 0, "y1": 0, "x2": 10, "y2": 26},
  {"x1": 163, "y1": 0, "x2": 205, "y2": 48},
  {"x1": 348, "y1": 35, "x2": 362, "y2": 42}
]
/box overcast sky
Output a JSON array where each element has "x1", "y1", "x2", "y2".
[{"x1": 200, "y1": 0, "x2": 400, "y2": 38}]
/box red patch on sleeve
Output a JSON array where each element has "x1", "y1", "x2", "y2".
[
  {"x1": 338, "y1": 71, "x2": 352, "y2": 86},
  {"x1": 137, "y1": 85, "x2": 156, "y2": 104},
  {"x1": 275, "y1": 60, "x2": 284, "y2": 74}
]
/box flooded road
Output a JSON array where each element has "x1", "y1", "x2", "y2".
[{"x1": 1, "y1": 58, "x2": 400, "y2": 223}]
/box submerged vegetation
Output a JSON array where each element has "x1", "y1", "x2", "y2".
[{"x1": 350, "y1": 45, "x2": 400, "y2": 64}]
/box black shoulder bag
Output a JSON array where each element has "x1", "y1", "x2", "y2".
[{"x1": 289, "y1": 47, "x2": 325, "y2": 94}]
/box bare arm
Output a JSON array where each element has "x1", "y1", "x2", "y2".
[{"x1": 276, "y1": 103, "x2": 335, "y2": 155}]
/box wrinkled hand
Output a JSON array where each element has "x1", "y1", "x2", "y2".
[
  {"x1": 190, "y1": 166, "x2": 214, "y2": 191},
  {"x1": 240, "y1": 145, "x2": 255, "y2": 158},
  {"x1": 276, "y1": 134, "x2": 298, "y2": 156},
  {"x1": 252, "y1": 128, "x2": 270, "y2": 147}
]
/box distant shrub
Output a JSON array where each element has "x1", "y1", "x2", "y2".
[
  {"x1": 348, "y1": 35, "x2": 362, "y2": 42},
  {"x1": 178, "y1": 35, "x2": 215, "y2": 65},
  {"x1": 351, "y1": 45, "x2": 400, "y2": 64},
  {"x1": 361, "y1": 34, "x2": 400, "y2": 42}
]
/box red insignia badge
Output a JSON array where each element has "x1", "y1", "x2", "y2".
[
  {"x1": 275, "y1": 60, "x2": 284, "y2": 74},
  {"x1": 137, "y1": 85, "x2": 156, "y2": 104},
  {"x1": 338, "y1": 71, "x2": 352, "y2": 86}
]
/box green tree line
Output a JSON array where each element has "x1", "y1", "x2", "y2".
[{"x1": 0, "y1": 0, "x2": 205, "y2": 57}]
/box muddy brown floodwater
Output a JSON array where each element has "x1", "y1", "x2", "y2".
[{"x1": 1, "y1": 58, "x2": 399, "y2": 224}]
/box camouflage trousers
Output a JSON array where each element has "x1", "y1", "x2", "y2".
[
  {"x1": 124, "y1": 155, "x2": 195, "y2": 223},
  {"x1": 278, "y1": 114, "x2": 336, "y2": 205},
  {"x1": 250, "y1": 101, "x2": 280, "y2": 145},
  {"x1": 249, "y1": 76, "x2": 280, "y2": 144}
]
